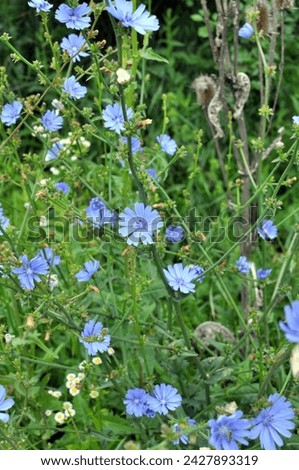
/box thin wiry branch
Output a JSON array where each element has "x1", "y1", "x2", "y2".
[
  {"x1": 232, "y1": 0, "x2": 240, "y2": 78},
  {"x1": 200, "y1": 0, "x2": 218, "y2": 63},
  {"x1": 267, "y1": 11, "x2": 285, "y2": 133}
]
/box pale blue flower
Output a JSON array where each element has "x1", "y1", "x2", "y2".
[
  {"x1": 279, "y1": 300, "x2": 299, "y2": 343},
  {"x1": 292, "y1": 116, "x2": 299, "y2": 125},
  {"x1": 106, "y1": 0, "x2": 159, "y2": 35},
  {"x1": 209, "y1": 411, "x2": 251, "y2": 450},
  {"x1": 121, "y1": 136, "x2": 142, "y2": 154},
  {"x1": 46, "y1": 142, "x2": 64, "y2": 161},
  {"x1": 156, "y1": 134, "x2": 177, "y2": 156},
  {"x1": 79, "y1": 319, "x2": 110, "y2": 355},
  {"x1": 103, "y1": 103, "x2": 133, "y2": 134},
  {"x1": 257, "y1": 219, "x2": 277, "y2": 240},
  {"x1": 236, "y1": 256, "x2": 252, "y2": 274},
  {"x1": 118, "y1": 202, "x2": 163, "y2": 246},
  {"x1": 0, "y1": 101, "x2": 23, "y2": 126},
  {"x1": 147, "y1": 168, "x2": 160, "y2": 181},
  {"x1": 60, "y1": 34, "x2": 90, "y2": 62},
  {"x1": 190, "y1": 265, "x2": 205, "y2": 283},
  {"x1": 75, "y1": 260, "x2": 100, "y2": 282},
  {"x1": 37, "y1": 247, "x2": 61, "y2": 267},
  {"x1": 55, "y1": 182, "x2": 70, "y2": 194},
  {"x1": 146, "y1": 384, "x2": 182, "y2": 415},
  {"x1": 28, "y1": 0, "x2": 52, "y2": 12},
  {"x1": 41, "y1": 110, "x2": 63, "y2": 132},
  {"x1": 0, "y1": 204, "x2": 10, "y2": 232},
  {"x1": 165, "y1": 225, "x2": 184, "y2": 243},
  {"x1": 163, "y1": 263, "x2": 197, "y2": 294},
  {"x1": 55, "y1": 3, "x2": 91, "y2": 30},
  {"x1": 257, "y1": 268, "x2": 272, "y2": 279},
  {"x1": 63, "y1": 76, "x2": 87, "y2": 100},
  {"x1": 124, "y1": 388, "x2": 149, "y2": 417},
  {"x1": 172, "y1": 418, "x2": 197, "y2": 445},
  {"x1": 12, "y1": 254, "x2": 49, "y2": 290},
  {"x1": 0, "y1": 385, "x2": 14, "y2": 423},
  {"x1": 86, "y1": 197, "x2": 116, "y2": 228},
  {"x1": 238, "y1": 23, "x2": 254, "y2": 39},
  {"x1": 249, "y1": 393, "x2": 295, "y2": 450}
]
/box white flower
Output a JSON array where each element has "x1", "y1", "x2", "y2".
[
  {"x1": 66, "y1": 373, "x2": 76, "y2": 381},
  {"x1": 63, "y1": 401, "x2": 73, "y2": 410},
  {"x1": 69, "y1": 386, "x2": 80, "y2": 396},
  {"x1": 92, "y1": 357, "x2": 102, "y2": 366},
  {"x1": 79, "y1": 360, "x2": 87, "y2": 370},
  {"x1": 4, "y1": 333, "x2": 15, "y2": 344},
  {"x1": 116, "y1": 68, "x2": 131, "y2": 84},
  {"x1": 54, "y1": 412, "x2": 65, "y2": 424}
]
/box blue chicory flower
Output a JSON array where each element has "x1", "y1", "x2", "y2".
[
  {"x1": 121, "y1": 136, "x2": 142, "y2": 154},
  {"x1": 279, "y1": 300, "x2": 299, "y2": 343},
  {"x1": 86, "y1": 197, "x2": 116, "y2": 228},
  {"x1": 0, "y1": 385, "x2": 14, "y2": 424},
  {"x1": 12, "y1": 254, "x2": 49, "y2": 290},
  {"x1": 75, "y1": 260, "x2": 100, "y2": 282},
  {"x1": 209, "y1": 410, "x2": 251, "y2": 450},
  {"x1": 163, "y1": 262, "x2": 197, "y2": 294},
  {"x1": 236, "y1": 256, "x2": 252, "y2": 274},
  {"x1": 106, "y1": 0, "x2": 159, "y2": 35},
  {"x1": 55, "y1": 2, "x2": 91, "y2": 30},
  {"x1": 60, "y1": 34, "x2": 90, "y2": 62},
  {"x1": 146, "y1": 384, "x2": 182, "y2": 415},
  {"x1": 249, "y1": 393, "x2": 295, "y2": 450},
  {"x1": 0, "y1": 101, "x2": 23, "y2": 126},
  {"x1": 37, "y1": 247, "x2": 61, "y2": 267},
  {"x1": 147, "y1": 168, "x2": 160, "y2": 181},
  {"x1": 118, "y1": 202, "x2": 163, "y2": 246},
  {"x1": 172, "y1": 418, "x2": 197, "y2": 445},
  {"x1": 46, "y1": 142, "x2": 64, "y2": 161},
  {"x1": 257, "y1": 219, "x2": 277, "y2": 240},
  {"x1": 190, "y1": 265, "x2": 205, "y2": 283},
  {"x1": 28, "y1": 0, "x2": 52, "y2": 12},
  {"x1": 79, "y1": 319, "x2": 111, "y2": 355},
  {"x1": 41, "y1": 110, "x2": 63, "y2": 132},
  {"x1": 0, "y1": 204, "x2": 10, "y2": 232},
  {"x1": 63, "y1": 76, "x2": 87, "y2": 100},
  {"x1": 55, "y1": 182, "x2": 70, "y2": 194},
  {"x1": 102, "y1": 103, "x2": 133, "y2": 134},
  {"x1": 165, "y1": 225, "x2": 184, "y2": 243},
  {"x1": 238, "y1": 23, "x2": 254, "y2": 39},
  {"x1": 292, "y1": 116, "x2": 299, "y2": 125},
  {"x1": 123, "y1": 388, "x2": 150, "y2": 417},
  {"x1": 156, "y1": 134, "x2": 177, "y2": 156},
  {"x1": 257, "y1": 268, "x2": 272, "y2": 279}
]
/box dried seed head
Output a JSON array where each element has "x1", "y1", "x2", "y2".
[
  {"x1": 207, "y1": 86, "x2": 224, "y2": 139},
  {"x1": 233, "y1": 72, "x2": 251, "y2": 119},
  {"x1": 194, "y1": 321, "x2": 236, "y2": 345},
  {"x1": 191, "y1": 75, "x2": 217, "y2": 106},
  {"x1": 275, "y1": 0, "x2": 294, "y2": 9},
  {"x1": 257, "y1": 1, "x2": 270, "y2": 33}
]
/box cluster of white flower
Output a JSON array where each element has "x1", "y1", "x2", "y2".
[
  {"x1": 48, "y1": 390, "x2": 62, "y2": 399},
  {"x1": 66, "y1": 372, "x2": 85, "y2": 397},
  {"x1": 54, "y1": 402, "x2": 76, "y2": 425}
]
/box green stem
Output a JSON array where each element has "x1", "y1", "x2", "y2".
[{"x1": 258, "y1": 345, "x2": 292, "y2": 398}]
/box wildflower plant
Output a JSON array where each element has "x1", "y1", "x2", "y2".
[{"x1": 0, "y1": 0, "x2": 298, "y2": 451}]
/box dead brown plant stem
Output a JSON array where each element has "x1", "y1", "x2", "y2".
[
  {"x1": 200, "y1": 0, "x2": 217, "y2": 63},
  {"x1": 232, "y1": 0, "x2": 240, "y2": 77},
  {"x1": 204, "y1": 108, "x2": 229, "y2": 193},
  {"x1": 267, "y1": 12, "x2": 285, "y2": 133}
]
